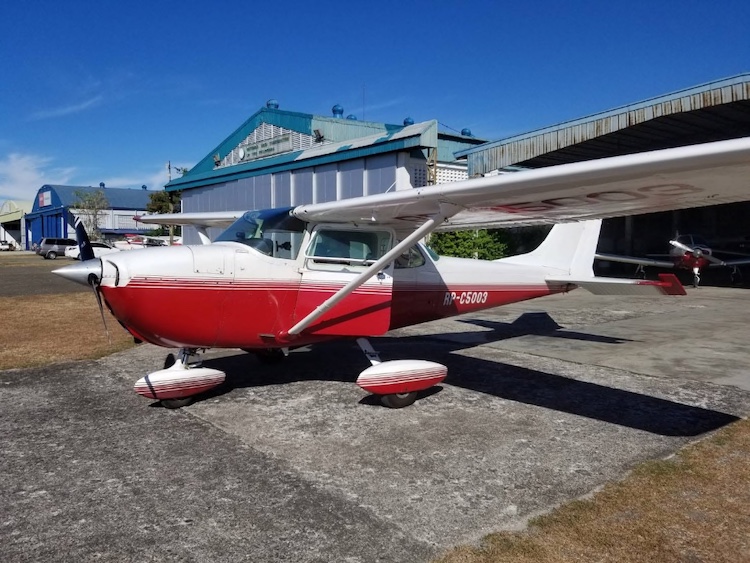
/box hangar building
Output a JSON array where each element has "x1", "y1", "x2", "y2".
[
  {"x1": 24, "y1": 185, "x2": 153, "y2": 248},
  {"x1": 457, "y1": 73, "x2": 750, "y2": 258},
  {"x1": 165, "y1": 101, "x2": 485, "y2": 244},
  {"x1": 0, "y1": 200, "x2": 32, "y2": 249}
]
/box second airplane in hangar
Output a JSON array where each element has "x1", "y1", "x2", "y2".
[
  {"x1": 54, "y1": 137, "x2": 750, "y2": 409},
  {"x1": 596, "y1": 233, "x2": 750, "y2": 287}
]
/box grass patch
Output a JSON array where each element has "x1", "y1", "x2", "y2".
[
  {"x1": 436, "y1": 418, "x2": 750, "y2": 563},
  {"x1": 0, "y1": 253, "x2": 54, "y2": 267},
  {"x1": 0, "y1": 293, "x2": 136, "y2": 370}
]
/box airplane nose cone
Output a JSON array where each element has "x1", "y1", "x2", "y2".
[{"x1": 53, "y1": 259, "x2": 103, "y2": 286}]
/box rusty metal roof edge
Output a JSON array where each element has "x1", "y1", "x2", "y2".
[{"x1": 457, "y1": 72, "x2": 750, "y2": 158}]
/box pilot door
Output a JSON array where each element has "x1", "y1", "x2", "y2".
[{"x1": 294, "y1": 226, "x2": 395, "y2": 336}]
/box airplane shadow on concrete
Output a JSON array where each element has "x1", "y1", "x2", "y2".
[{"x1": 191, "y1": 312, "x2": 737, "y2": 437}]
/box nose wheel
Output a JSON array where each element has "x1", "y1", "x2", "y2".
[
  {"x1": 159, "y1": 353, "x2": 194, "y2": 409},
  {"x1": 134, "y1": 348, "x2": 225, "y2": 409}
]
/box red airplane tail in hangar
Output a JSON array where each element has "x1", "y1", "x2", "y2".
[{"x1": 55, "y1": 137, "x2": 750, "y2": 409}]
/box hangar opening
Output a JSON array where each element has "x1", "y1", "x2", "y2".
[{"x1": 457, "y1": 73, "x2": 750, "y2": 284}]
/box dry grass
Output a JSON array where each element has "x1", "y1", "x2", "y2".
[
  {"x1": 0, "y1": 253, "x2": 54, "y2": 267},
  {"x1": 0, "y1": 293, "x2": 135, "y2": 370},
  {"x1": 436, "y1": 418, "x2": 750, "y2": 563}
]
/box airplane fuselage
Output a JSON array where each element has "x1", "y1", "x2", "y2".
[
  {"x1": 672, "y1": 251, "x2": 710, "y2": 271},
  {"x1": 96, "y1": 242, "x2": 567, "y2": 350}
]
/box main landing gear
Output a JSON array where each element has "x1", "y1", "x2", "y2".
[
  {"x1": 249, "y1": 347, "x2": 288, "y2": 365},
  {"x1": 133, "y1": 342, "x2": 448, "y2": 411},
  {"x1": 354, "y1": 338, "x2": 447, "y2": 409}
]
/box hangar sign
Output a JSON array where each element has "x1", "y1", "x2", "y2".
[{"x1": 238, "y1": 133, "x2": 292, "y2": 162}]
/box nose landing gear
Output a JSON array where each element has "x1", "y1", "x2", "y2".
[{"x1": 134, "y1": 348, "x2": 226, "y2": 409}]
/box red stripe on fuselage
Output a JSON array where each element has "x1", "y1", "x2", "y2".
[
  {"x1": 102, "y1": 279, "x2": 565, "y2": 349},
  {"x1": 389, "y1": 283, "x2": 564, "y2": 329}
]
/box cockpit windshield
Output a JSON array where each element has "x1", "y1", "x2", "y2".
[{"x1": 215, "y1": 207, "x2": 306, "y2": 259}]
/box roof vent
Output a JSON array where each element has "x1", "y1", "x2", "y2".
[
  {"x1": 266, "y1": 99, "x2": 279, "y2": 109},
  {"x1": 403, "y1": 117, "x2": 414, "y2": 126},
  {"x1": 346, "y1": 114, "x2": 357, "y2": 120},
  {"x1": 332, "y1": 104, "x2": 344, "y2": 117},
  {"x1": 461, "y1": 128, "x2": 472, "y2": 137}
]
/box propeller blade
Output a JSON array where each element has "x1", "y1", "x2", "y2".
[
  {"x1": 88, "y1": 276, "x2": 111, "y2": 345},
  {"x1": 669, "y1": 239, "x2": 726, "y2": 266},
  {"x1": 74, "y1": 216, "x2": 95, "y2": 261},
  {"x1": 669, "y1": 239, "x2": 696, "y2": 255}
]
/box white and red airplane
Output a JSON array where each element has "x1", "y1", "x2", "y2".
[
  {"x1": 113, "y1": 234, "x2": 168, "y2": 251},
  {"x1": 54, "y1": 137, "x2": 750, "y2": 409},
  {"x1": 596, "y1": 233, "x2": 750, "y2": 287}
]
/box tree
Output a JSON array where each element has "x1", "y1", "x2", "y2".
[
  {"x1": 72, "y1": 189, "x2": 109, "y2": 241},
  {"x1": 146, "y1": 190, "x2": 181, "y2": 215},
  {"x1": 146, "y1": 190, "x2": 182, "y2": 241},
  {"x1": 428, "y1": 229, "x2": 509, "y2": 260}
]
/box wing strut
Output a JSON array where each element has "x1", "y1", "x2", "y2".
[{"x1": 282, "y1": 213, "x2": 446, "y2": 339}]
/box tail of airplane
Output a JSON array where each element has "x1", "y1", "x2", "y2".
[
  {"x1": 496, "y1": 219, "x2": 685, "y2": 296},
  {"x1": 495, "y1": 220, "x2": 602, "y2": 276}
]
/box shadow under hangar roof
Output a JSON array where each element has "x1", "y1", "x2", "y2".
[{"x1": 458, "y1": 73, "x2": 750, "y2": 173}]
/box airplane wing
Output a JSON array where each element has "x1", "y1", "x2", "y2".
[
  {"x1": 721, "y1": 256, "x2": 750, "y2": 268},
  {"x1": 594, "y1": 253, "x2": 674, "y2": 269},
  {"x1": 137, "y1": 211, "x2": 243, "y2": 228},
  {"x1": 136, "y1": 211, "x2": 244, "y2": 245},
  {"x1": 292, "y1": 137, "x2": 750, "y2": 230}
]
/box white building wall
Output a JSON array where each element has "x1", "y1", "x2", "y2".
[{"x1": 180, "y1": 152, "x2": 468, "y2": 245}]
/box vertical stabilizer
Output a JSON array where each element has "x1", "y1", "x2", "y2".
[{"x1": 496, "y1": 220, "x2": 602, "y2": 276}]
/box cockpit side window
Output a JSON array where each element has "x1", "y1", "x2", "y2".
[{"x1": 215, "y1": 207, "x2": 306, "y2": 259}]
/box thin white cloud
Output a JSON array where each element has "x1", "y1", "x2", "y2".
[
  {"x1": 82, "y1": 161, "x2": 189, "y2": 193},
  {"x1": 29, "y1": 95, "x2": 103, "y2": 120},
  {"x1": 0, "y1": 153, "x2": 76, "y2": 201}
]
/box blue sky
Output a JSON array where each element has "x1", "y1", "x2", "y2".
[{"x1": 1, "y1": 0, "x2": 748, "y2": 201}]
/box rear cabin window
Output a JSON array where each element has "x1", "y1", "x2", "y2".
[{"x1": 394, "y1": 245, "x2": 426, "y2": 269}]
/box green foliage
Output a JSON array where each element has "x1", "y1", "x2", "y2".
[
  {"x1": 72, "y1": 189, "x2": 109, "y2": 241},
  {"x1": 146, "y1": 190, "x2": 181, "y2": 215},
  {"x1": 428, "y1": 229, "x2": 509, "y2": 260},
  {"x1": 146, "y1": 190, "x2": 182, "y2": 238}
]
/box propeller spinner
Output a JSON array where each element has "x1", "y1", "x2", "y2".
[{"x1": 669, "y1": 239, "x2": 725, "y2": 266}]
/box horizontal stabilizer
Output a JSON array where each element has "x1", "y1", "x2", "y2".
[
  {"x1": 595, "y1": 252, "x2": 674, "y2": 269},
  {"x1": 548, "y1": 273, "x2": 686, "y2": 296}
]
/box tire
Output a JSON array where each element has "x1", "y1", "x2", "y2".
[
  {"x1": 161, "y1": 397, "x2": 194, "y2": 409},
  {"x1": 159, "y1": 354, "x2": 193, "y2": 408},
  {"x1": 380, "y1": 392, "x2": 418, "y2": 409},
  {"x1": 47, "y1": 251, "x2": 57, "y2": 260}
]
